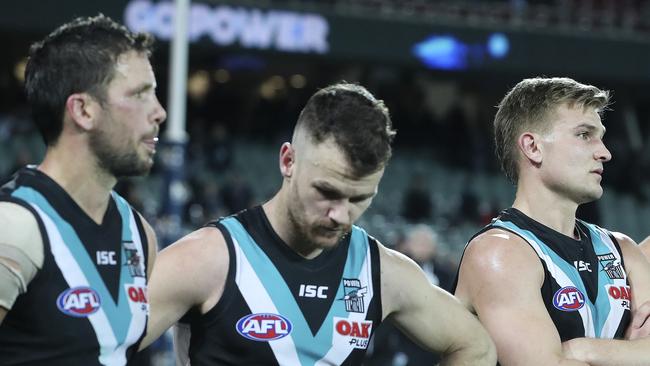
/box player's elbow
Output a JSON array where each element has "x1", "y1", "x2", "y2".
[{"x1": 443, "y1": 329, "x2": 497, "y2": 366}]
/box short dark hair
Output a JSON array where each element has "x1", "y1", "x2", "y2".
[
  {"x1": 296, "y1": 83, "x2": 396, "y2": 176},
  {"x1": 25, "y1": 14, "x2": 155, "y2": 145},
  {"x1": 494, "y1": 77, "x2": 610, "y2": 184}
]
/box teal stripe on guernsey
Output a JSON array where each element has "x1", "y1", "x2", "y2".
[
  {"x1": 12, "y1": 187, "x2": 132, "y2": 345},
  {"x1": 111, "y1": 192, "x2": 137, "y2": 313},
  {"x1": 221, "y1": 217, "x2": 370, "y2": 366},
  {"x1": 493, "y1": 220, "x2": 598, "y2": 326},
  {"x1": 584, "y1": 224, "x2": 614, "y2": 337}
]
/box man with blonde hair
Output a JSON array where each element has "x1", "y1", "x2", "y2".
[{"x1": 455, "y1": 77, "x2": 650, "y2": 365}]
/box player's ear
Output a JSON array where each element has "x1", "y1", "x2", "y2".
[
  {"x1": 65, "y1": 92, "x2": 101, "y2": 132},
  {"x1": 518, "y1": 131, "x2": 543, "y2": 165},
  {"x1": 279, "y1": 142, "x2": 295, "y2": 178}
]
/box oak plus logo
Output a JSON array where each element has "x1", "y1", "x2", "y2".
[
  {"x1": 607, "y1": 285, "x2": 631, "y2": 310},
  {"x1": 333, "y1": 317, "x2": 373, "y2": 349}
]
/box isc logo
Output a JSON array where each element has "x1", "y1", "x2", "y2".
[
  {"x1": 553, "y1": 286, "x2": 585, "y2": 312},
  {"x1": 96, "y1": 251, "x2": 117, "y2": 265},
  {"x1": 299, "y1": 284, "x2": 328, "y2": 299},
  {"x1": 56, "y1": 287, "x2": 101, "y2": 317},
  {"x1": 236, "y1": 313, "x2": 292, "y2": 341}
]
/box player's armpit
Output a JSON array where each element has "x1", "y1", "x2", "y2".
[{"x1": 379, "y1": 243, "x2": 496, "y2": 366}]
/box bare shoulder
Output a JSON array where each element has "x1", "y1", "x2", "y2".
[
  {"x1": 0, "y1": 201, "x2": 44, "y2": 267},
  {"x1": 609, "y1": 231, "x2": 643, "y2": 265},
  {"x1": 159, "y1": 226, "x2": 229, "y2": 277},
  {"x1": 610, "y1": 231, "x2": 637, "y2": 247},
  {"x1": 377, "y1": 241, "x2": 432, "y2": 286},
  {"x1": 639, "y1": 235, "x2": 650, "y2": 260},
  {"x1": 378, "y1": 242, "x2": 454, "y2": 316},
  {"x1": 0, "y1": 201, "x2": 41, "y2": 237},
  {"x1": 462, "y1": 228, "x2": 541, "y2": 275},
  {"x1": 609, "y1": 231, "x2": 650, "y2": 279},
  {"x1": 154, "y1": 226, "x2": 230, "y2": 309},
  {"x1": 455, "y1": 228, "x2": 543, "y2": 308}
]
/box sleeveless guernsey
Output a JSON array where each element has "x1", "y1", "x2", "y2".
[
  {"x1": 456, "y1": 208, "x2": 630, "y2": 341},
  {"x1": 0, "y1": 167, "x2": 149, "y2": 365},
  {"x1": 177, "y1": 206, "x2": 383, "y2": 365}
]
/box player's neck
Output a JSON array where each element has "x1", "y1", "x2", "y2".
[
  {"x1": 262, "y1": 195, "x2": 323, "y2": 259},
  {"x1": 38, "y1": 144, "x2": 116, "y2": 225},
  {"x1": 512, "y1": 182, "x2": 578, "y2": 239}
]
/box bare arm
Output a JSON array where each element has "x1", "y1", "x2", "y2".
[
  {"x1": 379, "y1": 244, "x2": 496, "y2": 366},
  {"x1": 561, "y1": 233, "x2": 650, "y2": 365},
  {"x1": 0, "y1": 202, "x2": 44, "y2": 325},
  {"x1": 455, "y1": 229, "x2": 588, "y2": 366},
  {"x1": 139, "y1": 227, "x2": 228, "y2": 349}
]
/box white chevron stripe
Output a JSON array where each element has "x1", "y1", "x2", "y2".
[
  {"x1": 233, "y1": 237, "x2": 303, "y2": 365},
  {"x1": 315, "y1": 244, "x2": 374, "y2": 365},
  {"x1": 112, "y1": 208, "x2": 148, "y2": 360},
  {"x1": 32, "y1": 205, "x2": 123, "y2": 365},
  {"x1": 592, "y1": 226, "x2": 627, "y2": 338},
  {"x1": 514, "y1": 231, "x2": 595, "y2": 337}
]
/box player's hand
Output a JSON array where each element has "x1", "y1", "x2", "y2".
[{"x1": 626, "y1": 300, "x2": 650, "y2": 340}]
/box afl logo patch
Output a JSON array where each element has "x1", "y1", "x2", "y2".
[
  {"x1": 553, "y1": 286, "x2": 585, "y2": 311},
  {"x1": 236, "y1": 313, "x2": 292, "y2": 341},
  {"x1": 56, "y1": 287, "x2": 101, "y2": 317}
]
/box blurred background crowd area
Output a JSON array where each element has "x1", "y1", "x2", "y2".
[{"x1": 2, "y1": 0, "x2": 650, "y2": 364}]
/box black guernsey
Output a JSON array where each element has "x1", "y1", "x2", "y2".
[{"x1": 177, "y1": 206, "x2": 383, "y2": 365}]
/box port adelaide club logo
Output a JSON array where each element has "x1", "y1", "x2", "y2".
[
  {"x1": 597, "y1": 253, "x2": 625, "y2": 280},
  {"x1": 338, "y1": 278, "x2": 367, "y2": 313}
]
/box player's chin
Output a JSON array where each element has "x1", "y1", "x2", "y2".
[
  {"x1": 313, "y1": 233, "x2": 343, "y2": 249},
  {"x1": 579, "y1": 188, "x2": 603, "y2": 204},
  {"x1": 129, "y1": 158, "x2": 154, "y2": 177},
  {"x1": 138, "y1": 151, "x2": 155, "y2": 170}
]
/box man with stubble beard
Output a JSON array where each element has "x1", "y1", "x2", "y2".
[
  {"x1": 143, "y1": 83, "x2": 495, "y2": 365},
  {"x1": 0, "y1": 14, "x2": 166, "y2": 365}
]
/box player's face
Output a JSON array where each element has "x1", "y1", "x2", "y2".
[
  {"x1": 538, "y1": 103, "x2": 611, "y2": 204},
  {"x1": 90, "y1": 51, "x2": 166, "y2": 177},
  {"x1": 287, "y1": 138, "x2": 384, "y2": 250}
]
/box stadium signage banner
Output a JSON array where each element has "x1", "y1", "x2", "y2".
[{"x1": 124, "y1": 0, "x2": 330, "y2": 54}]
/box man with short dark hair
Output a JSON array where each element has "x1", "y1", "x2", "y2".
[
  {"x1": 144, "y1": 83, "x2": 496, "y2": 365},
  {"x1": 454, "y1": 77, "x2": 650, "y2": 365},
  {"x1": 0, "y1": 14, "x2": 166, "y2": 365}
]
